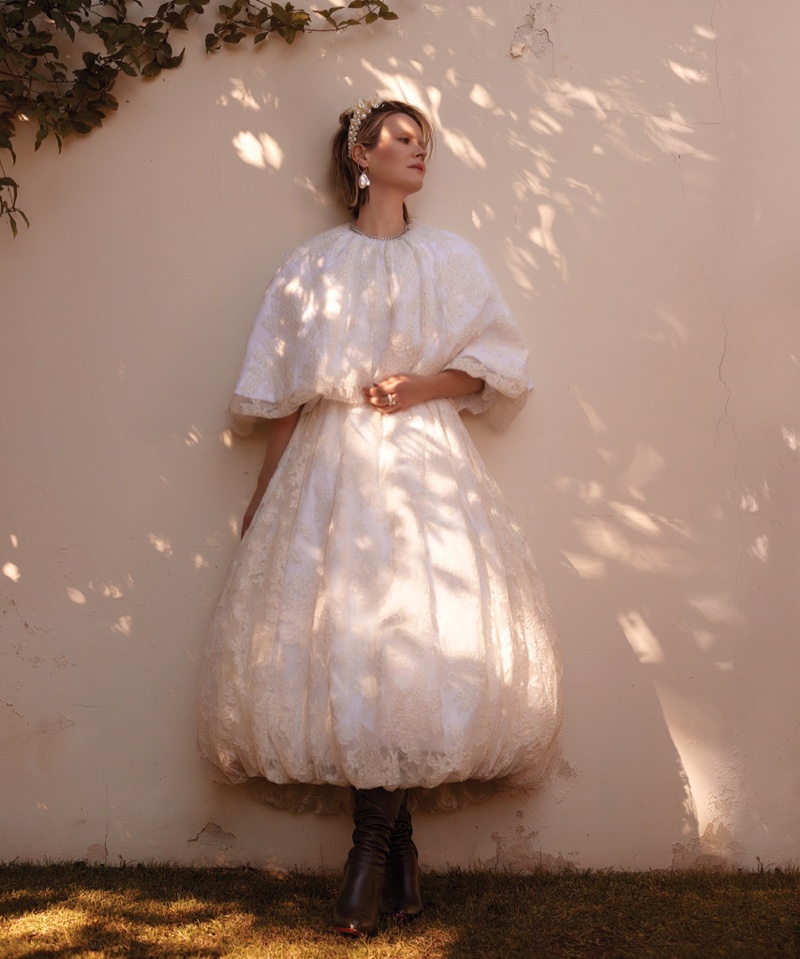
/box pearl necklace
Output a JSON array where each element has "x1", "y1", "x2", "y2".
[{"x1": 350, "y1": 224, "x2": 408, "y2": 241}]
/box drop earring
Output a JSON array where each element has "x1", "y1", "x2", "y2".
[{"x1": 358, "y1": 166, "x2": 370, "y2": 189}]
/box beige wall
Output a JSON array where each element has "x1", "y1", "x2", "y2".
[{"x1": 2, "y1": 1, "x2": 799, "y2": 870}]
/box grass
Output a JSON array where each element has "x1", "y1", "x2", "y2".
[{"x1": 0, "y1": 863, "x2": 798, "y2": 958}]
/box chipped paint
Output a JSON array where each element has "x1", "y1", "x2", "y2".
[
  {"x1": 556, "y1": 760, "x2": 578, "y2": 781},
  {"x1": 188, "y1": 822, "x2": 236, "y2": 851},
  {"x1": 510, "y1": 3, "x2": 560, "y2": 59},
  {"x1": 486, "y1": 825, "x2": 579, "y2": 872},
  {"x1": 671, "y1": 823, "x2": 743, "y2": 870}
]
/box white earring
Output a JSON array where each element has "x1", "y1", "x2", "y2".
[{"x1": 358, "y1": 167, "x2": 370, "y2": 189}]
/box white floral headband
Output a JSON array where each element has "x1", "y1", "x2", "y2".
[{"x1": 347, "y1": 96, "x2": 386, "y2": 158}]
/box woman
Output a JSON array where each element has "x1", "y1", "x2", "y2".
[{"x1": 197, "y1": 97, "x2": 561, "y2": 936}]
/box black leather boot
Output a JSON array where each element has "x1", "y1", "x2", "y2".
[
  {"x1": 381, "y1": 793, "x2": 423, "y2": 920},
  {"x1": 332, "y1": 787, "x2": 405, "y2": 936}
]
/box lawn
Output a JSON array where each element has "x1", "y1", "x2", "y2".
[{"x1": 1, "y1": 862, "x2": 798, "y2": 958}]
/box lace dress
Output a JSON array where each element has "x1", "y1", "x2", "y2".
[{"x1": 197, "y1": 222, "x2": 562, "y2": 813}]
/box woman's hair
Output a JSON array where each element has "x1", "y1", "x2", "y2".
[{"x1": 330, "y1": 99, "x2": 434, "y2": 223}]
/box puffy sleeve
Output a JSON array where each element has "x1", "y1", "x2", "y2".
[
  {"x1": 441, "y1": 237, "x2": 534, "y2": 431},
  {"x1": 228, "y1": 245, "x2": 323, "y2": 436}
]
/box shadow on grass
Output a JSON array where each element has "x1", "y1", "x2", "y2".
[{"x1": 0, "y1": 863, "x2": 799, "y2": 958}]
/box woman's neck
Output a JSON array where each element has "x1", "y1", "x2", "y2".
[{"x1": 354, "y1": 193, "x2": 406, "y2": 239}]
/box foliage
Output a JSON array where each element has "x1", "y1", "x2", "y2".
[{"x1": 0, "y1": 0, "x2": 398, "y2": 235}]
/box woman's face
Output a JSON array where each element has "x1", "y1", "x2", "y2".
[{"x1": 359, "y1": 113, "x2": 427, "y2": 197}]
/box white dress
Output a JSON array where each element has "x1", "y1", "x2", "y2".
[{"x1": 197, "y1": 222, "x2": 562, "y2": 813}]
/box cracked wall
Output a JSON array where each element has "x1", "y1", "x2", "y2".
[{"x1": 2, "y1": 0, "x2": 800, "y2": 870}]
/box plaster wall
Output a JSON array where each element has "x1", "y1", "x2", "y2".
[{"x1": 2, "y1": 1, "x2": 799, "y2": 871}]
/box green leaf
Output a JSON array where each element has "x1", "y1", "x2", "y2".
[
  {"x1": 0, "y1": 139, "x2": 16, "y2": 163},
  {"x1": 71, "y1": 109, "x2": 102, "y2": 126},
  {"x1": 141, "y1": 60, "x2": 161, "y2": 76}
]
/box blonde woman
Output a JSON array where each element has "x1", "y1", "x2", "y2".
[{"x1": 198, "y1": 97, "x2": 561, "y2": 936}]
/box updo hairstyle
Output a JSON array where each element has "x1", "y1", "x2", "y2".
[{"x1": 330, "y1": 99, "x2": 434, "y2": 223}]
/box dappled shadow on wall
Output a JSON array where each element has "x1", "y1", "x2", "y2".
[
  {"x1": 183, "y1": 8, "x2": 729, "y2": 856},
  {"x1": 1, "y1": 5, "x2": 753, "y2": 862}
]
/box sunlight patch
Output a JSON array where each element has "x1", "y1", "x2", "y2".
[
  {"x1": 232, "y1": 131, "x2": 284, "y2": 171},
  {"x1": 113, "y1": 615, "x2": 133, "y2": 636},
  {"x1": 619, "y1": 610, "x2": 664, "y2": 664},
  {"x1": 148, "y1": 533, "x2": 173, "y2": 557},
  {"x1": 666, "y1": 60, "x2": 708, "y2": 84}
]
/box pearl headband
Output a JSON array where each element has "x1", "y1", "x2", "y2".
[{"x1": 347, "y1": 96, "x2": 385, "y2": 158}]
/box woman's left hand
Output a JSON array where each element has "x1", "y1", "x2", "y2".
[
  {"x1": 362, "y1": 374, "x2": 430, "y2": 414},
  {"x1": 362, "y1": 369, "x2": 483, "y2": 415}
]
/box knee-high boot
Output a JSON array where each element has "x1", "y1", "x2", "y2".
[
  {"x1": 381, "y1": 792, "x2": 423, "y2": 920},
  {"x1": 332, "y1": 787, "x2": 405, "y2": 936}
]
